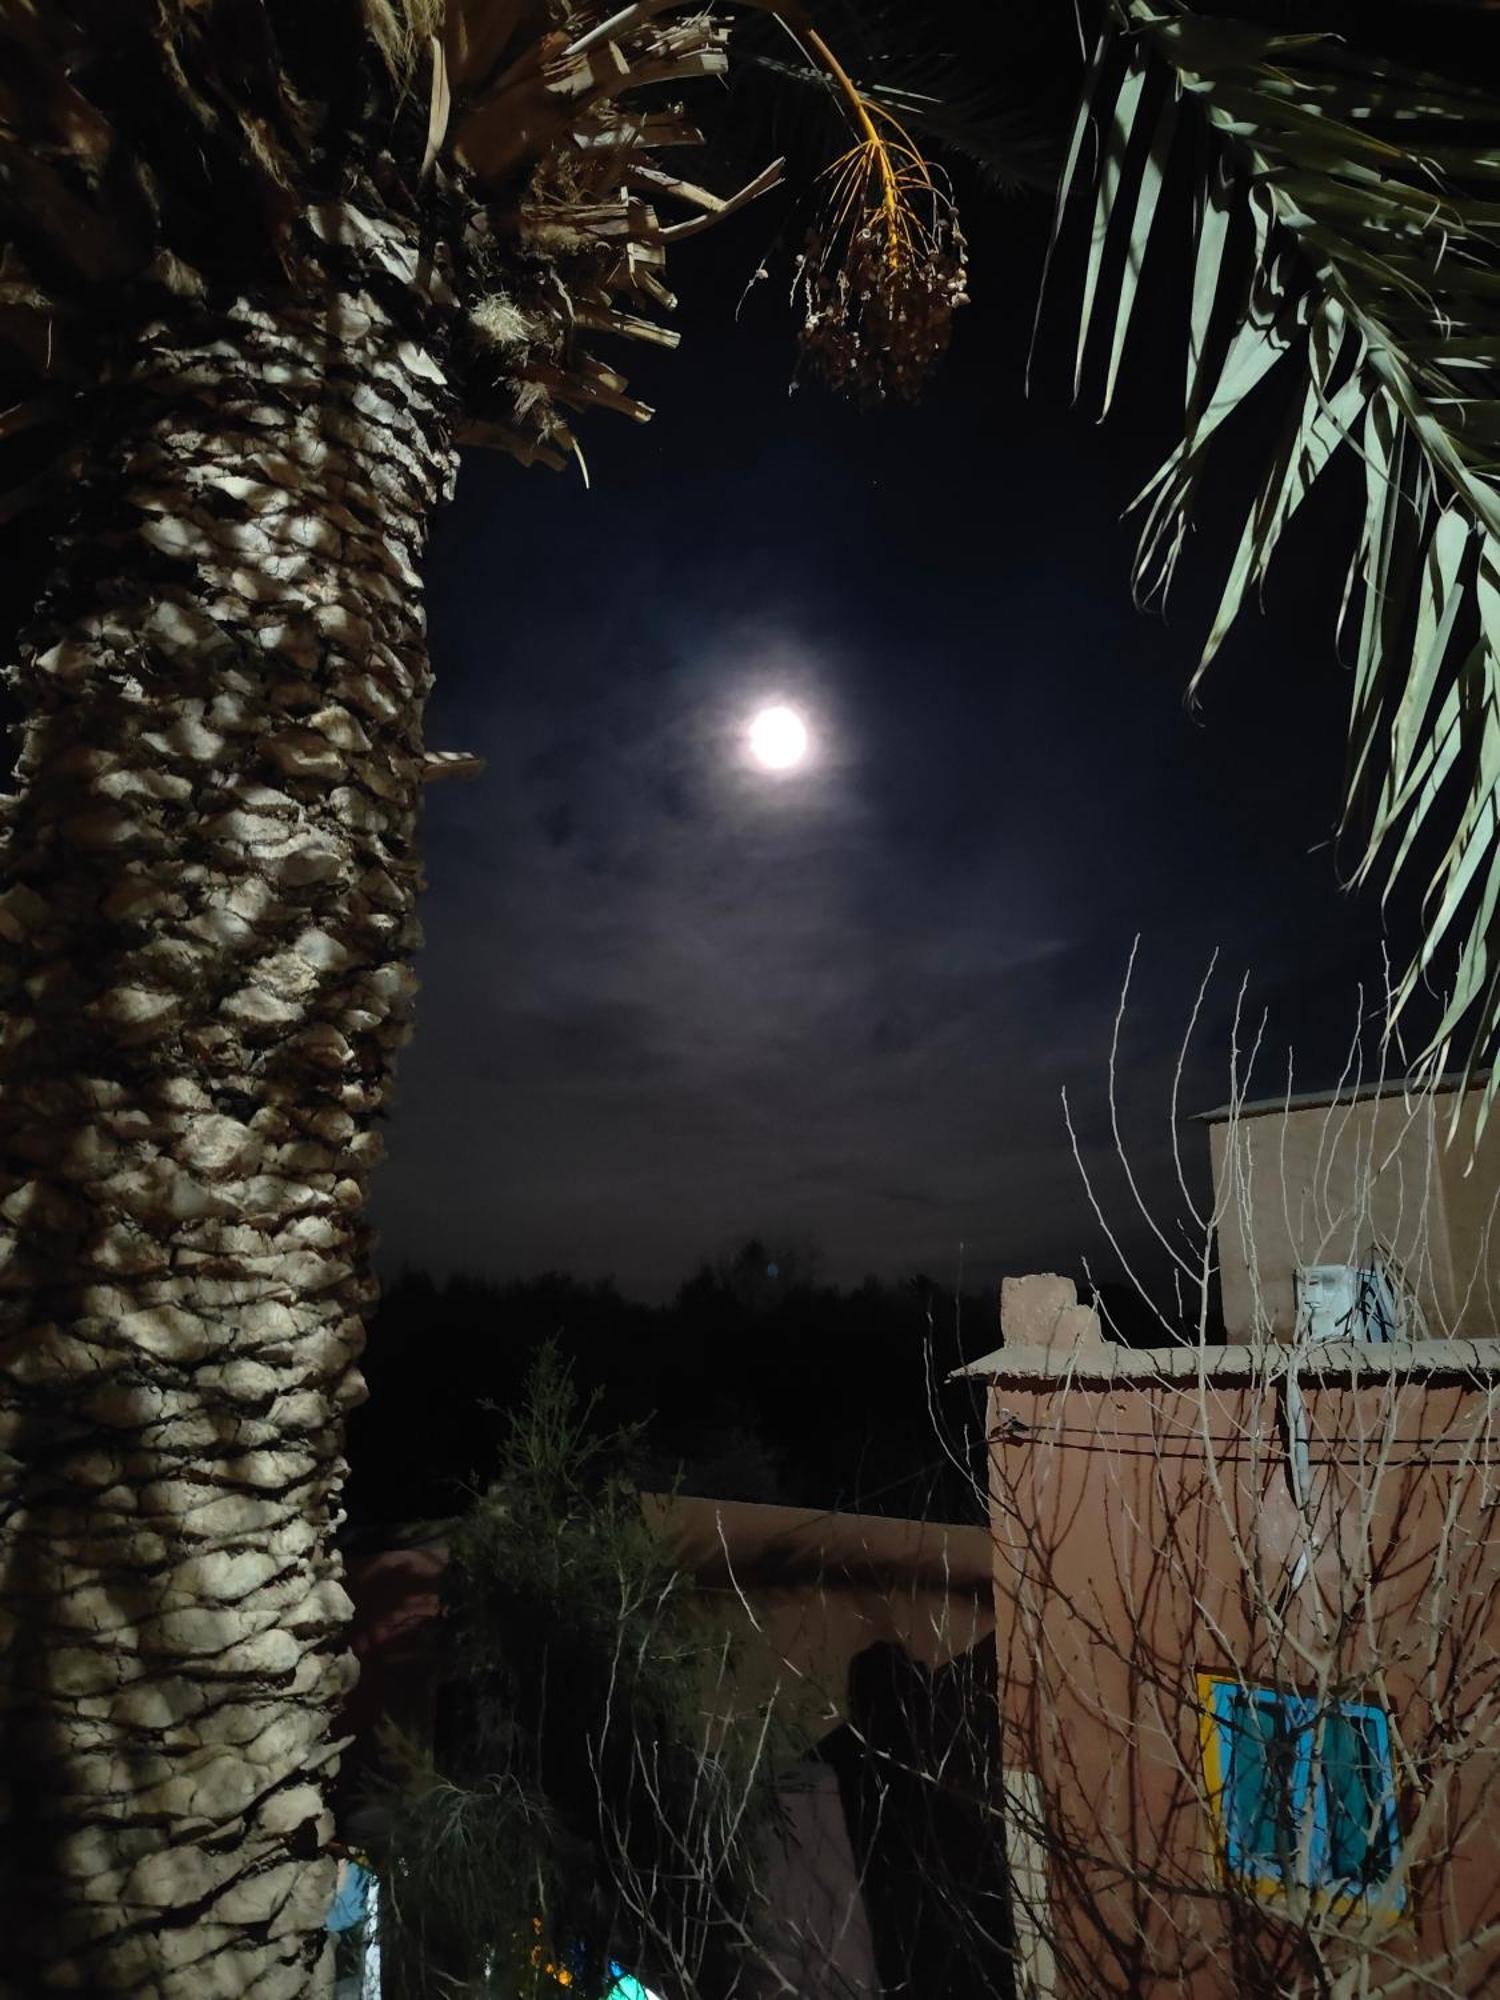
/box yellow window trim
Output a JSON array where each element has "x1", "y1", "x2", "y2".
[{"x1": 1195, "y1": 1672, "x2": 1409, "y2": 1927}]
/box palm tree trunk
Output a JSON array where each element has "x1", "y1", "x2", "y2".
[{"x1": 0, "y1": 203, "x2": 456, "y2": 1994}]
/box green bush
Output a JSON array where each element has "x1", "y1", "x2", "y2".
[{"x1": 373, "y1": 1344, "x2": 788, "y2": 1998}]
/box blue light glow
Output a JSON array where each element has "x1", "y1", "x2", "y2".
[{"x1": 607, "y1": 1965, "x2": 663, "y2": 2000}]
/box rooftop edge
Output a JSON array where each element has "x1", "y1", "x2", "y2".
[{"x1": 952, "y1": 1337, "x2": 1500, "y2": 1388}]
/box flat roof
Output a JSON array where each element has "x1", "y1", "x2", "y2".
[
  {"x1": 344, "y1": 1495, "x2": 995, "y2": 1593},
  {"x1": 953, "y1": 1336, "x2": 1500, "y2": 1389},
  {"x1": 647, "y1": 1493, "x2": 994, "y2": 1593},
  {"x1": 1198, "y1": 1074, "x2": 1482, "y2": 1124}
]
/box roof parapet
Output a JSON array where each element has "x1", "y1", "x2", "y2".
[{"x1": 953, "y1": 1336, "x2": 1500, "y2": 1388}]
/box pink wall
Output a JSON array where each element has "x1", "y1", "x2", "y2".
[{"x1": 986, "y1": 1358, "x2": 1500, "y2": 1997}]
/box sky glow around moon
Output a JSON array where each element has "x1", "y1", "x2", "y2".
[{"x1": 747, "y1": 704, "x2": 810, "y2": 771}]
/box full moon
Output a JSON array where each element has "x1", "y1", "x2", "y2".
[{"x1": 747, "y1": 704, "x2": 809, "y2": 771}]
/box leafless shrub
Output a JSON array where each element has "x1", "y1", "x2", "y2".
[
  {"x1": 973, "y1": 958, "x2": 1500, "y2": 1998},
  {"x1": 346, "y1": 966, "x2": 1500, "y2": 2000}
]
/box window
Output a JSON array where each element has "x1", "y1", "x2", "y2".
[
  {"x1": 1198, "y1": 1676, "x2": 1404, "y2": 1913},
  {"x1": 1295, "y1": 1261, "x2": 1406, "y2": 1343}
]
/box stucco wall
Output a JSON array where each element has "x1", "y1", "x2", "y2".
[
  {"x1": 755, "y1": 1760, "x2": 881, "y2": 1999},
  {"x1": 655, "y1": 1494, "x2": 994, "y2": 1739},
  {"x1": 1208, "y1": 1086, "x2": 1500, "y2": 1342},
  {"x1": 340, "y1": 1497, "x2": 997, "y2": 1992},
  {"x1": 343, "y1": 1500, "x2": 995, "y2": 1750},
  {"x1": 985, "y1": 1358, "x2": 1500, "y2": 1998}
]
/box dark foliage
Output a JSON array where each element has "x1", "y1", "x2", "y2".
[
  {"x1": 349, "y1": 1240, "x2": 1212, "y2": 1529},
  {"x1": 373, "y1": 1346, "x2": 788, "y2": 1999},
  {"x1": 347, "y1": 1244, "x2": 1006, "y2": 1527},
  {"x1": 825, "y1": 1637, "x2": 1016, "y2": 2000}
]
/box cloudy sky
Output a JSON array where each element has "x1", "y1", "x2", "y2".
[{"x1": 370, "y1": 188, "x2": 1393, "y2": 1305}]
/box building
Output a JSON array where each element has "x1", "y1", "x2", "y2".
[
  {"x1": 337, "y1": 1495, "x2": 1010, "y2": 1999},
  {"x1": 963, "y1": 1083, "x2": 1500, "y2": 1997},
  {"x1": 1206, "y1": 1077, "x2": 1500, "y2": 1344}
]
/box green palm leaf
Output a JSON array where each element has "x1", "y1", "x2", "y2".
[{"x1": 1057, "y1": 0, "x2": 1500, "y2": 1118}]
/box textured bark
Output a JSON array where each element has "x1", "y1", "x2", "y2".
[{"x1": 0, "y1": 205, "x2": 456, "y2": 1994}]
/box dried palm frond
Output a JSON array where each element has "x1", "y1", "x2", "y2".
[
  {"x1": 0, "y1": 0, "x2": 979, "y2": 526},
  {"x1": 448, "y1": 0, "x2": 790, "y2": 462},
  {"x1": 361, "y1": 0, "x2": 446, "y2": 80},
  {"x1": 0, "y1": 0, "x2": 792, "y2": 508},
  {"x1": 1053, "y1": 0, "x2": 1500, "y2": 1124}
]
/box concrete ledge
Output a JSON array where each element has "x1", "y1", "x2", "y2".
[{"x1": 952, "y1": 1338, "x2": 1500, "y2": 1389}]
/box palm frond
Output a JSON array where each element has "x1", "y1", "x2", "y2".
[
  {"x1": 1055, "y1": 0, "x2": 1500, "y2": 1124},
  {"x1": 0, "y1": 0, "x2": 791, "y2": 503},
  {"x1": 361, "y1": 0, "x2": 446, "y2": 80}
]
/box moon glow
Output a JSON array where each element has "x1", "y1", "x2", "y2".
[{"x1": 747, "y1": 704, "x2": 810, "y2": 771}]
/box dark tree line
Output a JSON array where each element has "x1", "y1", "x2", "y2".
[
  {"x1": 348, "y1": 1240, "x2": 1198, "y2": 1530},
  {"x1": 348, "y1": 1244, "x2": 999, "y2": 1527}
]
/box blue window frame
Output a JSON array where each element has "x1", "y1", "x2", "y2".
[{"x1": 1198, "y1": 1677, "x2": 1404, "y2": 1912}]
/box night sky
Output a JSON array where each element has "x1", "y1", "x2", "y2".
[{"x1": 370, "y1": 178, "x2": 1396, "y2": 1312}]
